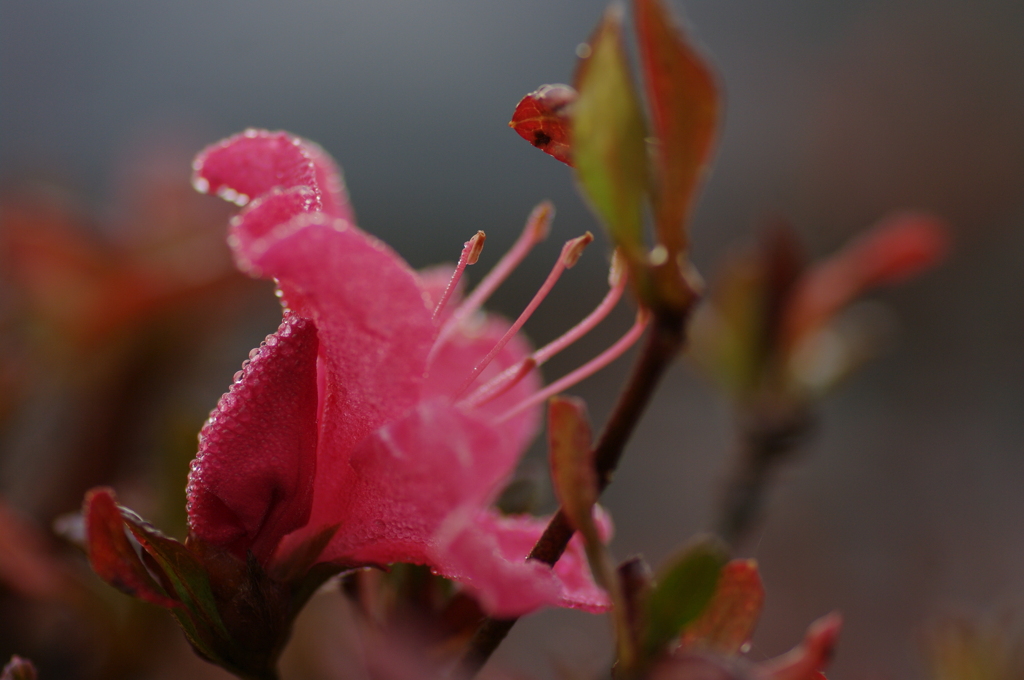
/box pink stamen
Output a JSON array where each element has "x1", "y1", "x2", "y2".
[
  {"x1": 442, "y1": 201, "x2": 551, "y2": 328},
  {"x1": 495, "y1": 308, "x2": 651, "y2": 424},
  {"x1": 451, "y1": 233, "x2": 593, "y2": 401},
  {"x1": 428, "y1": 203, "x2": 553, "y2": 367},
  {"x1": 433, "y1": 231, "x2": 486, "y2": 322},
  {"x1": 534, "y1": 252, "x2": 626, "y2": 366},
  {"x1": 460, "y1": 253, "x2": 628, "y2": 409},
  {"x1": 459, "y1": 358, "x2": 538, "y2": 410}
]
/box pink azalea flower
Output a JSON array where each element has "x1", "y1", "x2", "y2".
[{"x1": 186, "y1": 129, "x2": 646, "y2": 617}]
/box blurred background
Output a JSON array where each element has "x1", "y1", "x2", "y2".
[{"x1": 2, "y1": 0, "x2": 1024, "y2": 678}]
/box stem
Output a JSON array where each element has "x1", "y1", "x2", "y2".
[
  {"x1": 456, "y1": 309, "x2": 688, "y2": 678},
  {"x1": 714, "y1": 405, "x2": 813, "y2": 547}
]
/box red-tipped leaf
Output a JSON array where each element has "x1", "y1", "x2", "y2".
[
  {"x1": 635, "y1": 0, "x2": 720, "y2": 257},
  {"x1": 782, "y1": 213, "x2": 948, "y2": 351},
  {"x1": 509, "y1": 84, "x2": 577, "y2": 165},
  {"x1": 681, "y1": 558, "x2": 765, "y2": 655},
  {"x1": 83, "y1": 488, "x2": 179, "y2": 609},
  {"x1": 548, "y1": 395, "x2": 598, "y2": 538}
]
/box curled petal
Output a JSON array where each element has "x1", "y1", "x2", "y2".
[
  {"x1": 192, "y1": 129, "x2": 353, "y2": 221},
  {"x1": 432, "y1": 509, "x2": 612, "y2": 617},
  {"x1": 187, "y1": 315, "x2": 319, "y2": 564},
  {"x1": 225, "y1": 187, "x2": 319, "y2": 273}
]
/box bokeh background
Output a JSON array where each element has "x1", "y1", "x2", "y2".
[{"x1": 3, "y1": 0, "x2": 1024, "y2": 678}]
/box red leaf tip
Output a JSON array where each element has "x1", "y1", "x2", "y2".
[{"x1": 510, "y1": 85, "x2": 577, "y2": 166}]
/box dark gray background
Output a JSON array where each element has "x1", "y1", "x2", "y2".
[{"x1": 4, "y1": 1, "x2": 1024, "y2": 678}]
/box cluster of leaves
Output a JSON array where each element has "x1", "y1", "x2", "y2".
[{"x1": 511, "y1": 0, "x2": 717, "y2": 315}]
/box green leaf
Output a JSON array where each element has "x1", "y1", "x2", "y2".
[
  {"x1": 635, "y1": 0, "x2": 719, "y2": 259},
  {"x1": 119, "y1": 510, "x2": 233, "y2": 663},
  {"x1": 644, "y1": 535, "x2": 728, "y2": 659},
  {"x1": 572, "y1": 4, "x2": 650, "y2": 267}
]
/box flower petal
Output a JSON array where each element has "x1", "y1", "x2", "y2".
[
  {"x1": 225, "y1": 187, "x2": 319, "y2": 273},
  {"x1": 308, "y1": 399, "x2": 523, "y2": 566},
  {"x1": 186, "y1": 315, "x2": 319, "y2": 564},
  {"x1": 424, "y1": 312, "x2": 541, "y2": 455},
  {"x1": 243, "y1": 212, "x2": 436, "y2": 479},
  {"x1": 192, "y1": 129, "x2": 353, "y2": 221},
  {"x1": 432, "y1": 509, "x2": 612, "y2": 617}
]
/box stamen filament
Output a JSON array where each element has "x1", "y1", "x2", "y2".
[
  {"x1": 459, "y1": 358, "x2": 538, "y2": 410},
  {"x1": 534, "y1": 252, "x2": 627, "y2": 366},
  {"x1": 433, "y1": 231, "x2": 485, "y2": 322},
  {"x1": 451, "y1": 233, "x2": 593, "y2": 401},
  {"x1": 459, "y1": 253, "x2": 628, "y2": 409},
  {"x1": 495, "y1": 309, "x2": 651, "y2": 424}
]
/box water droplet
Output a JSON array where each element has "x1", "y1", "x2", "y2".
[
  {"x1": 233, "y1": 370, "x2": 244, "y2": 382},
  {"x1": 249, "y1": 348, "x2": 260, "y2": 359},
  {"x1": 217, "y1": 186, "x2": 239, "y2": 204},
  {"x1": 649, "y1": 244, "x2": 669, "y2": 266},
  {"x1": 192, "y1": 176, "x2": 210, "y2": 194},
  {"x1": 740, "y1": 643, "x2": 751, "y2": 654}
]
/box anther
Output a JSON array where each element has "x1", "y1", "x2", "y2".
[
  {"x1": 451, "y1": 232, "x2": 593, "y2": 400},
  {"x1": 495, "y1": 308, "x2": 651, "y2": 424},
  {"x1": 428, "y1": 203, "x2": 553, "y2": 365},
  {"x1": 445, "y1": 203, "x2": 552, "y2": 329},
  {"x1": 433, "y1": 231, "x2": 486, "y2": 322}
]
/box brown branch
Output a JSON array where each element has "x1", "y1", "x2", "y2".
[
  {"x1": 714, "y1": 405, "x2": 814, "y2": 547},
  {"x1": 456, "y1": 309, "x2": 688, "y2": 678}
]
